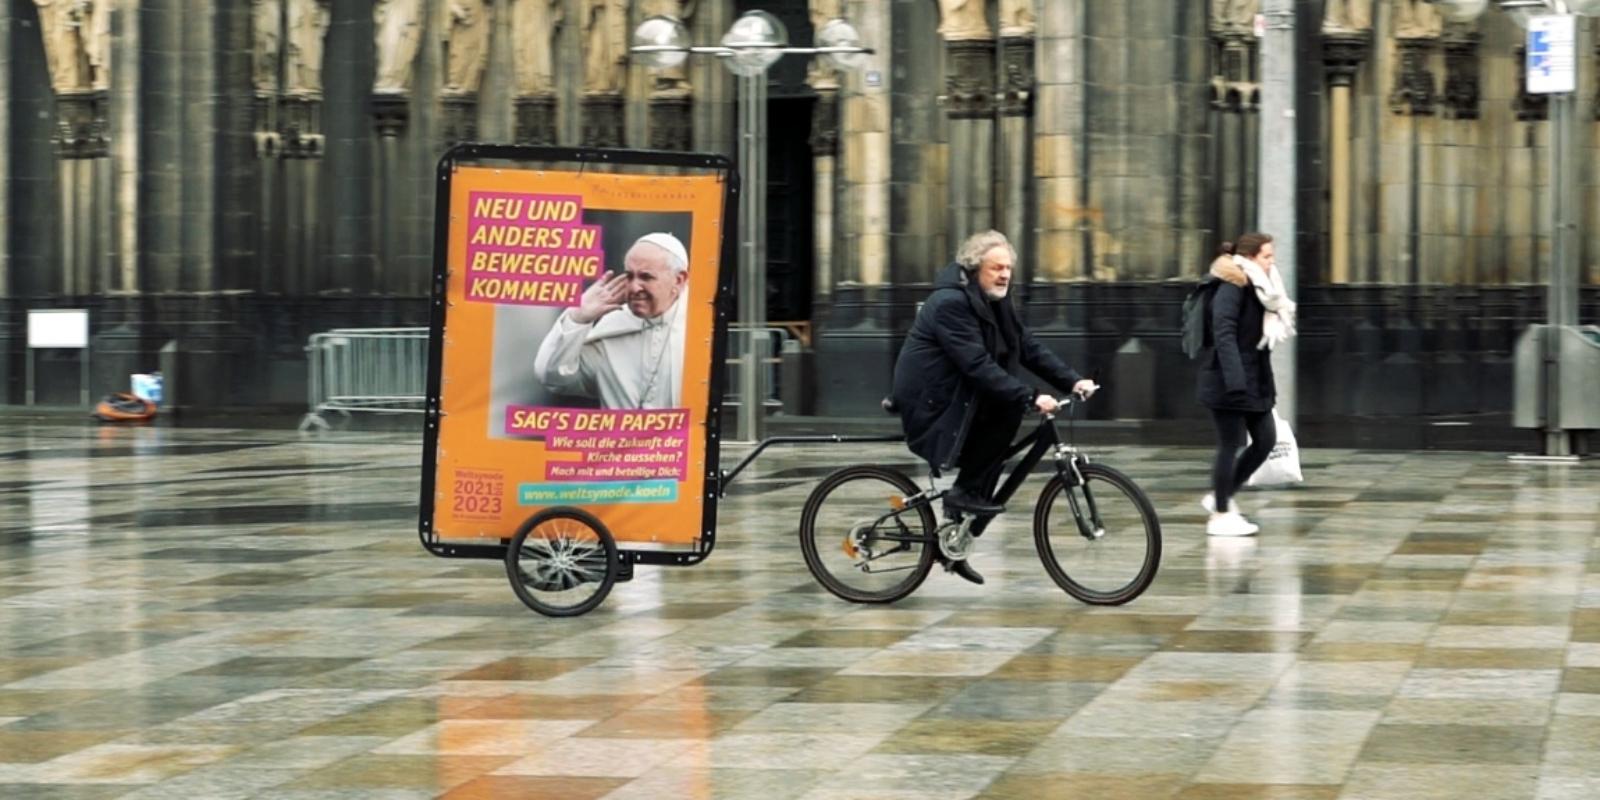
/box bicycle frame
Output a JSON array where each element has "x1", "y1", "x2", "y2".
[
  {"x1": 978, "y1": 408, "x2": 1110, "y2": 543},
  {"x1": 859, "y1": 401, "x2": 1111, "y2": 552},
  {"x1": 988, "y1": 419, "x2": 1071, "y2": 507}
]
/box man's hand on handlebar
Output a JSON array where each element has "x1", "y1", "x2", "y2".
[{"x1": 1036, "y1": 380, "x2": 1101, "y2": 416}]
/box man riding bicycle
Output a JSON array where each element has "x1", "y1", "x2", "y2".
[{"x1": 888, "y1": 230, "x2": 1098, "y2": 585}]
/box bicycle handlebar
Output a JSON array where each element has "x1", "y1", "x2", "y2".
[{"x1": 1040, "y1": 385, "x2": 1102, "y2": 421}]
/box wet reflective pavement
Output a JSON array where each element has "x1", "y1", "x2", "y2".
[{"x1": 0, "y1": 424, "x2": 1597, "y2": 799}]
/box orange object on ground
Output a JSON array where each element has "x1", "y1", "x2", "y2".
[{"x1": 93, "y1": 393, "x2": 157, "y2": 423}]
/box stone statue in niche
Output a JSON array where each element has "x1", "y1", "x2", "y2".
[
  {"x1": 640, "y1": 0, "x2": 695, "y2": 95},
  {"x1": 33, "y1": 0, "x2": 110, "y2": 93},
  {"x1": 999, "y1": 0, "x2": 1035, "y2": 39},
  {"x1": 1392, "y1": 0, "x2": 1442, "y2": 39},
  {"x1": 285, "y1": 0, "x2": 332, "y2": 96},
  {"x1": 443, "y1": 0, "x2": 493, "y2": 95},
  {"x1": 510, "y1": 0, "x2": 564, "y2": 96},
  {"x1": 807, "y1": 0, "x2": 844, "y2": 89},
  {"x1": 373, "y1": 0, "x2": 425, "y2": 94},
  {"x1": 1211, "y1": 0, "x2": 1258, "y2": 34},
  {"x1": 583, "y1": 0, "x2": 630, "y2": 95},
  {"x1": 938, "y1": 0, "x2": 991, "y2": 42},
  {"x1": 252, "y1": 0, "x2": 281, "y2": 95},
  {"x1": 1322, "y1": 0, "x2": 1373, "y2": 32}
]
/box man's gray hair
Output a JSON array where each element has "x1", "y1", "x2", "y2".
[{"x1": 956, "y1": 230, "x2": 1015, "y2": 271}]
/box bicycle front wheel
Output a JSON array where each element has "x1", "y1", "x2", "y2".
[
  {"x1": 799, "y1": 465, "x2": 937, "y2": 604},
  {"x1": 1033, "y1": 463, "x2": 1161, "y2": 605}
]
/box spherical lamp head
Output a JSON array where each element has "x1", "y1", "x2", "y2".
[
  {"x1": 721, "y1": 10, "x2": 788, "y2": 77},
  {"x1": 817, "y1": 18, "x2": 869, "y2": 71},
  {"x1": 631, "y1": 15, "x2": 690, "y2": 69}
]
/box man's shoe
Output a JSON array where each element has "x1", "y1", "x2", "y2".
[
  {"x1": 944, "y1": 486, "x2": 1004, "y2": 516},
  {"x1": 943, "y1": 557, "x2": 985, "y2": 585}
]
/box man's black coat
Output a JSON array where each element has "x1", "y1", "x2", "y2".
[{"x1": 891, "y1": 263, "x2": 1084, "y2": 470}]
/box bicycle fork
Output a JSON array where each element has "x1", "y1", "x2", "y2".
[{"x1": 1056, "y1": 456, "x2": 1107, "y2": 541}]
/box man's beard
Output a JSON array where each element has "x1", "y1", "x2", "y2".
[{"x1": 983, "y1": 285, "x2": 1009, "y2": 300}]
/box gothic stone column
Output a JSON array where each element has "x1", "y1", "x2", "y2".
[
  {"x1": 283, "y1": 94, "x2": 327, "y2": 293},
  {"x1": 371, "y1": 92, "x2": 407, "y2": 293},
  {"x1": 54, "y1": 94, "x2": 110, "y2": 296},
  {"x1": 1389, "y1": 32, "x2": 1438, "y2": 285},
  {"x1": 998, "y1": 35, "x2": 1033, "y2": 281},
  {"x1": 1033, "y1": 0, "x2": 1086, "y2": 281},
  {"x1": 943, "y1": 38, "x2": 995, "y2": 242},
  {"x1": 810, "y1": 89, "x2": 838, "y2": 303},
  {"x1": 1211, "y1": 29, "x2": 1260, "y2": 247},
  {"x1": 0, "y1": 1, "x2": 10, "y2": 299},
  {"x1": 1324, "y1": 30, "x2": 1371, "y2": 284}
]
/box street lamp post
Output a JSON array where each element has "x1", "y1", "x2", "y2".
[
  {"x1": 632, "y1": 11, "x2": 872, "y2": 443},
  {"x1": 1433, "y1": 0, "x2": 1595, "y2": 456}
]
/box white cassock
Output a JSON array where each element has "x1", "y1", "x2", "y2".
[{"x1": 532, "y1": 297, "x2": 686, "y2": 409}]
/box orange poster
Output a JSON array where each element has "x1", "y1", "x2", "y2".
[{"x1": 421, "y1": 152, "x2": 733, "y2": 549}]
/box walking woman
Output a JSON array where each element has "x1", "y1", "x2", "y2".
[{"x1": 1198, "y1": 233, "x2": 1296, "y2": 537}]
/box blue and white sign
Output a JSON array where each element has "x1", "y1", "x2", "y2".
[{"x1": 1528, "y1": 14, "x2": 1576, "y2": 96}]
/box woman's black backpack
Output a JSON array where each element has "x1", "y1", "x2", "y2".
[{"x1": 1180, "y1": 276, "x2": 1222, "y2": 359}]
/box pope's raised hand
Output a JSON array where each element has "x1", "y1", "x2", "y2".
[{"x1": 571, "y1": 272, "x2": 630, "y2": 324}]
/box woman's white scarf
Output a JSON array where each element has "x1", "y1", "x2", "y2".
[{"x1": 1233, "y1": 254, "x2": 1296, "y2": 351}]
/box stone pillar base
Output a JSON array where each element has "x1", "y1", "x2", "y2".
[
  {"x1": 442, "y1": 94, "x2": 479, "y2": 148},
  {"x1": 371, "y1": 92, "x2": 410, "y2": 139},
  {"x1": 1390, "y1": 39, "x2": 1437, "y2": 116},
  {"x1": 581, "y1": 93, "x2": 625, "y2": 148},
  {"x1": 515, "y1": 94, "x2": 558, "y2": 146},
  {"x1": 280, "y1": 95, "x2": 325, "y2": 158},
  {"x1": 648, "y1": 94, "x2": 692, "y2": 151},
  {"x1": 54, "y1": 90, "x2": 110, "y2": 159}
]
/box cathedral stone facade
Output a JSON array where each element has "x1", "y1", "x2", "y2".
[{"x1": 2, "y1": 0, "x2": 1597, "y2": 422}]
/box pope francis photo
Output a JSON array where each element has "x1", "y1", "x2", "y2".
[{"x1": 532, "y1": 232, "x2": 689, "y2": 410}]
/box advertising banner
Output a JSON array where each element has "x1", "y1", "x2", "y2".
[{"x1": 422, "y1": 151, "x2": 733, "y2": 548}]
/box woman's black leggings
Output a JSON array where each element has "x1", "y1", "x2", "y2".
[{"x1": 1210, "y1": 409, "x2": 1276, "y2": 512}]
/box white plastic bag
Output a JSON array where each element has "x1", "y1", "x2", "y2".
[{"x1": 1246, "y1": 408, "x2": 1302, "y2": 488}]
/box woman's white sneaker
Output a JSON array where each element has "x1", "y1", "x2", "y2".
[
  {"x1": 1206, "y1": 511, "x2": 1259, "y2": 537},
  {"x1": 1200, "y1": 493, "x2": 1241, "y2": 515}
]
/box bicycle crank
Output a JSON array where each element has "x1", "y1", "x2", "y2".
[{"x1": 938, "y1": 519, "x2": 974, "y2": 562}]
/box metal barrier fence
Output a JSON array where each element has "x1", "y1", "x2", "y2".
[
  {"x1": 299, "y1": 328, "x2": 429, "y2": 431},
  {"x1": 301, "y1": 324, "x2": 795, "y2": 433},
  {"x1": 725, "y1": 326, "x2": 791, "y2": 413}
]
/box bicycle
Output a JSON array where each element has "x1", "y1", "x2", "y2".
[{"x1": 798, "y1": 396, "x2": 1162, "y2": 606}]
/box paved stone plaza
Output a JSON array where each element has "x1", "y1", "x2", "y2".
[{"x1": 0, "y1": 424, "x2": 1596, "y2": 799}]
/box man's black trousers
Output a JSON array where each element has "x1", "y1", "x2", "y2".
[{"x1": 954, "y1": 401, "x2": 1025, "y2": 500}]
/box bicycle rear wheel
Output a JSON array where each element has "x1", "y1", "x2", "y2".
[
  {"x1": 1033, "y1": 463, "x2": 1161, "y2": 605},
  {"x1": 799, "y1": 465, "x2": 937, "y2": 604}
]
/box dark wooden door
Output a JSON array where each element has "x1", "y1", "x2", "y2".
[
  {"x1": 764, "y1": 97, "x2": 814, "y2": 323},
  {"x1": 733, "y1": 0, "x2": 816, "y2": 322}
]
